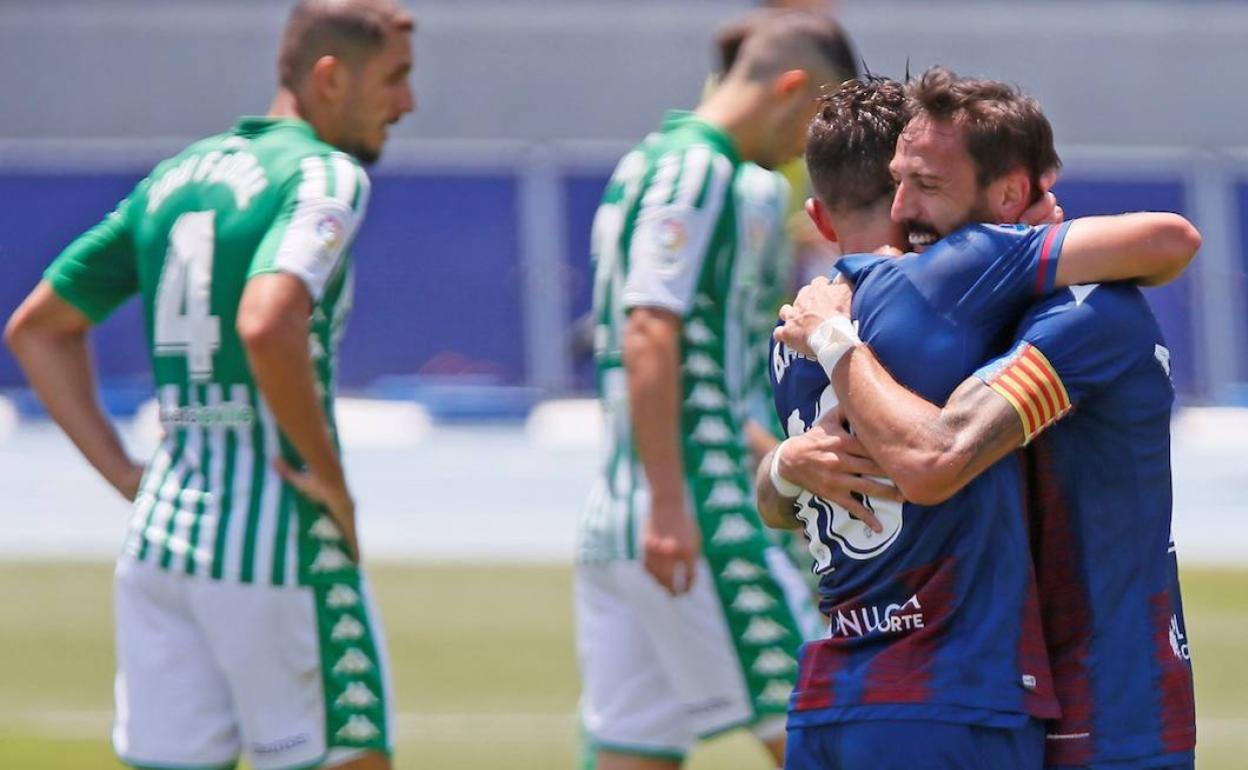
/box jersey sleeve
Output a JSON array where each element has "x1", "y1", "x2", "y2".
[
  {"x1": 249, "y1": 152, "x2": 370, "y2": 302},
  {"x1": 974, "y1": 286, "x2": 1139, "y2": 443},
  {"x1": 924, "y1": 222, "x2": 1070, "y2": 327},
  {"x1": 44, "y1": 184, "x2": 144, "y2": 323},
  {"x1": 621, "y1": 146, "x2": 734, "y2": 316}
]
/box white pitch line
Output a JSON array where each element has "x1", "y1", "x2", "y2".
[{"x1": 0, "y1": 710, "x2": 577, "y2": 741}]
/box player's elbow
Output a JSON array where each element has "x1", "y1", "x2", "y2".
[
  {"x1": 891, "y1": 448, "x2": 967, "y2": 506},
  {"x1": 1141, "y1": 215, "x2": 1202, "y2": 287},
  {"x1": 236, "y1": 305, "x2": 292, "y2": 355}
]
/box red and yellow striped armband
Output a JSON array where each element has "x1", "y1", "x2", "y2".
[{"x1": 974, "y1": 342, "x2": 1072, "y2": 444}]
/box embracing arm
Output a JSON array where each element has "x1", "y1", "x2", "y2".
[
  {"x1": 828, "y1": 348, "x2": 1023, "y2": 505},
  {"x1": 1056, "y1": 213, "x2": 1200, "y2": 288},
  {"x1": 5, "y1": 283, "x2": 144, "y2": 500}
]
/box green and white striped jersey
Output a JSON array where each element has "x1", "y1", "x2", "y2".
[
  {"x1": 580, "y1": 111, "x2": 791, "y2": 563},
  {"x1": 45, "y1": 117, "x2": 369, "y2": 586}
]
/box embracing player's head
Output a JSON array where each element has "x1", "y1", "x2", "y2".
[
  {"x1": 278, "y1": 0, "x2": 416, "y2": 164},
  {"x1": 804, "y1": 74, "x2": 908, "y2": 254},
  {"x1": 892, "y1": 66, "x2": 1061, "y2": 250},
  {"x1": 714, "y1": 10, "x2": 858, "y2": 170}
]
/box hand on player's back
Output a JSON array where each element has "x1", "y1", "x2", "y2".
[
  {"x1": 775, "y1": 276, "x2": 854, "y2": 357},
  {"x1": 779, "y1": 407, "x2": 903, "y2": 533},
  {"x1": 112, "y1": 461, "x2": 147, "y2": 502},
  {"x1": 1020, "y1": 170, "x2": 1064, "y2": 226},
  {"x1": 643, "y1": 499, "x2": 701, "y2": 596}
]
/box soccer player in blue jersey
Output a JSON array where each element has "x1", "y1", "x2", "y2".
[
  {"x1": 777, "y1": 135, "x2": 1199, "y2": 770},
  {"x1": 760, "y1": 71, "x2": 1199, "y2": 770}
]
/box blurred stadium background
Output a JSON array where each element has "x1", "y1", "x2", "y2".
[{"x1": 1, "y1": 0, "x2": 1245, "y2": 768}]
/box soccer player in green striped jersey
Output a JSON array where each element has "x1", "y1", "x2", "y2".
[
  {"x1": 575, "y1": 12, "x2": 860, "y2": 770},
  {"x1": 5, "y1": 2, "x2": 413, "y2": 769}
]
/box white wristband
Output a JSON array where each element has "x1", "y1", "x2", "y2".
[
  {"x1": 807, "y1": 315, "x2": 861, "y2": 379},
  {"x1": 769, "y1": 439, "x2": 803, "y2": 498}
]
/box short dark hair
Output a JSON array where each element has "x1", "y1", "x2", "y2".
[
  {"x1": 907, "y1": 66, "x2": 1061, "y2": 200},
  {"x1": 722, "y1": 10, "x2": 859, "y2": 86},
  {"x1": 279, "y1": 0, "x2": 415, "y2": 89},
  {"x1": 807, "y1": 75, "x2": 908, "y2": 212}
]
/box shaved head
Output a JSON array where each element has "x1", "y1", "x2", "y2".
[
  {"x1": 278, "y1": 0, "x2": 415, "y2": 89},
  {"x1": 727, "y1": 10, "x2": 857, "y2": 88}
]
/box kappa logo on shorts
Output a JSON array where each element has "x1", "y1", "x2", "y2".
[
  {"x1": 691, "y1": 416, "x2": 732, "y2": 445},
  {"x1": 336, "y1": 682, "x2": 380, "y2": 710},
  {"x1": 326, "y1": 584, "x2": 361, "y2": 609},
  {"x1": 742, "y1": 617, "x2": 790, "y2": 645},
  {"x1": 686, "y1": 382, "x2": 728, "y2": 410},
  {"x1": 311, "y1": 545, "x2": 352, "y2": 573},
  {"x1": 732, "y1": 586, "x2": 777, "y2": 614},
  {"x1": 331, "y1": 615, "x2": 366, "y2": 642},
  {"x1": 332, "y1": 648, "x2": 375, "y2": 676},
  {"x1": 684, "y1": 319, "x2": 717, "y2": 346},
  {"x1": 336, "y1": 715, "x2": 381, "y2": 743},
  {"x1": 759, "y1": 680, "x2": 794, "y2": 706},
  {"x1": 752, "y1": 648, "x2": 799, "y2": 676},
  {"x1": 699, "y1": 451, "x2": 739, "y2": 478},
  {"x1": 684, "y1": 353, "x2": 722, "y2": 378},
  {"x1": 721, "y1": 558, "x2": 764, "y2": 581},
  {"x1": 309, "y1": 516, "x2": 343, "y2": 541},
  {"x1": 706, "y1": 483, "x2": 748, "y2": 511},
  {"x1": 711, "y1": 513, "x2": 754, "y2": 545}
]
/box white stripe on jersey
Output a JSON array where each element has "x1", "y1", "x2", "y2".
[
  {"x1": 222, "y1": 383, "x2": 255, "y2": 581},
  {"x1": 249, "y1": 400, "x2": 283, "y2": 585},
  {"x1": 165, "y1": 387, "x2": 206, "y2": 561},
  {"x1": 193, "y1": 383, "x2": 227, "y2": 571},
  {"x1": 143, "y1": 386, "x2": 186, "y2": 555},
  {"x1": 330, "y1": 153, "x2": 358, "y2": 206},
  {"x1": 640, "y1": 152, "x2": 681, "y2": 209},
  {"x1": 674, "y1": 146, "x2": 712, "y2": 206}
]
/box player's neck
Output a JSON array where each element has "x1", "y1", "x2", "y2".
[
  {"x1": 695, "y1": 81, "x2": 768, "y2": 163},
  {"x1": 267, "y1": 89, "x2": 306, "y2": 122}
]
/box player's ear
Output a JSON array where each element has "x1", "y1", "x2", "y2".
[
  {"x1": 988, "y1": 169, "x2": 1031, "y2": 224},
  {"x1": 775, "y1": 69, "x2": 809, "y2": 99},
  {"x1": 309, "y1": 55, "x2": 348, "y2": 105},
  {"x1": 806, "y1": 197, "x2": 838, "y2": 244}
]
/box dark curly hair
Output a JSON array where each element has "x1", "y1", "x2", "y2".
[
  {"x1": 907, "y1": 66, "x2": 1061, "y2": 201},
  {"x1": 806, "y1": 74, "x2": 908, "y2": 212}
]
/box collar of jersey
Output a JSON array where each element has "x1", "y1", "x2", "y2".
[
  {"x1": 660, "y1": 110, "x2": 741, "y2": 166},
  {"x1": 233, "y1": 116, "x2": 318, "y2": 139}
]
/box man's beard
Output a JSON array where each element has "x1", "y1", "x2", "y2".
[{"x1": 902, "y1": 193, "x2": 995, "y2": 252}]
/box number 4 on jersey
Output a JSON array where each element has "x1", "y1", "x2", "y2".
[{"x1": 154, "y1": 210, "x2": 221, "y2": 380}]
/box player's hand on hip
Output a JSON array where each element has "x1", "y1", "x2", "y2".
[
  {"x1": 781, "y1": 408, "x2": 902, "y2": 533},
  {"x1": 643, "y1": 499, "x2": 701, "y2": 596},
  {"x1": 111, "y1": 461, "x2": 147, "y2": 502},
  {"x1": 274, "y1": 458, "x2": 361, "y2": 562},
  {"x1": 775, "y1": 276, "x2": 854, "y2": 356}
]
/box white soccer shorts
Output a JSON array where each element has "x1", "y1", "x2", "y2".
[
  {"x1": 112, "y1": 556, "x2": 393, "y2": 770},
  {"x1": 575, "y1": 549, "x2": 815, "y2": 758}
]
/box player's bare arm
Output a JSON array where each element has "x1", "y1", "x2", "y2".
[
  {"x1": 238, "y1": 272, "x2": 359, "y2": 560},
  {"x1": 828, "y1": 350, "x2": 1024, "y2": 505},
  {"x1": 1056, "y1": 213, "x2": 1201, "y2": 287},
  {"x1": 5, "y1": 283, "x2": 144, "y2": 500},
  {"x1": 623, "y1": 306, "x2": 700, "y2": 596}
]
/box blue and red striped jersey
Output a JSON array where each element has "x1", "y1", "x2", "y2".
[
  {"x1": 772, "y1": 222, "x2": 1068, "y2": 729},
  {"x1": 977, "y1": 283, "x2": 1196, "y2": 767}
]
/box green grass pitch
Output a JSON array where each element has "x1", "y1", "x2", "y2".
[{"x1": 0, "y1": 563, "x2": 1244, "y2": 769}]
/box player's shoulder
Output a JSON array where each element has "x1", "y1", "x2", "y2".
[
  {"x1": 1027, "y1": 282, "x2": 1158, "y2": 345},
  {"x1": 937, "y1": 222, "x2": 1047, "y2": 256}
]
